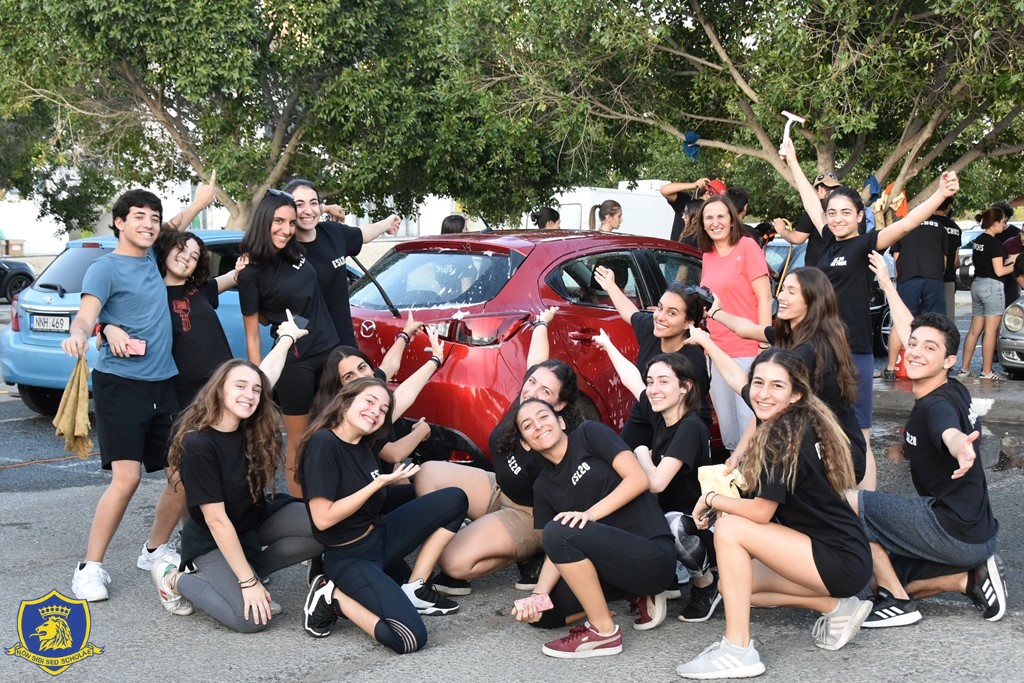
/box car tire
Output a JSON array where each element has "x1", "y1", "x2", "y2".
[
  {"x1": 1006, "y1": 368, "x2": 1024, "y2": 381},
  {"x1": 17, "y1": 384, "x2": 64, "y2": 416},
  {"x1": 875, "y1": 308, "x2": 892, "y2": 357},
  {"x1": 4, "y1": 273, "x2": 32, "y2": 302}
]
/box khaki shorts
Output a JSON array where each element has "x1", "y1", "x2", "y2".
[{"x1": 484, "y1": 471, "x2": 543, "y2": 560}]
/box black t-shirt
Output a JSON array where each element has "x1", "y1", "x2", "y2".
[
  {"x1": 179, "y1": 429, "x2": 264, "y2": 536},
  {"x1": 937, "y1": 215, "x2": 961, "y2": 283},
  {"x1": 532, "y1": 421, "x2": 671, "y2": 541},
  {"x1": 903, "y1": 380, "x2": 998, "y2": 544},
  {"x1": 816, "y1": 230, "x2": 880, "y2": 354},
  {"x1": 764, "y1": 328, "x2": 866, "y2": 481},
  {"x1": 756, "y1": 427, "x2": 870, "y2": 575},
  {"x1": 891, "y1": 219, "x2": 947, "y2": 282},
  {"x1": 302, "y1": 221, "x2": 364, "y2": 346},
  {"x1": 631, "y1": 311, "x2": 712, "y2": 427},
  {"x1": 488, "y1": 408, "x2": 547, "y2": 507},
  {"x1": 301, "y1": 429, "x2": 386, "y2": 545},
  {"x1": 166, "y1": 281, "x2": 232, "y2": 384},
  {"x1": 971, "y1": 232, "x2": 1005, "y2": 281},
  {"x1": 667, "y1": 193, "x2": 689, "y2": 243},
  {"x1": 640, "y1": 395, "x2": 711, "y2": 513},
  {"x1": 794, "y1": 212, "x2": 832, "y2": 267},
  {"x1": 237, "y1": 253, "x2": 339, "y2": 360}
]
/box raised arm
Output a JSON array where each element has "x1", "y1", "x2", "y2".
[
  {"x1": 361, "y1": 214, "x2": 401, "y2": 244},
  {"x1": 526, "y1": 306, "x2": 558, "y2": 366},
  {"x1": 379, "y1": 311, "x2": 424, "y2": 381},
  {"x1": 708, "y1": 293, "x2": 769, "y2": 343},
  {"x1": 779, "y1": 139, "x2": 826, "y2": 234},
  {"x1": 684, "y1": 325, "x2": 747, "y2": 396},
  {"x1": 258, "y1": 311, "x2": 308, "y2": 389},
  {"x1": 215, "y1": 254, "x2": 248, "y2": 294},
  {"x1": 660, "y1": 178, "x2": 709, "y2": 203},
  {"x1": 165, "y1": 170, "x2": 217, "y2": 232},
  {"x1": 875, "y1": 171, "x2": 960, "y2": 251},
  {"x1": 592, "y1": 328, "x2": 645, "y2": 399},
  {"x1": 392, "y1": 328, "x2": 444, "y2": 420},
  {"x1": 592, "y1": 265, "x2": 639, "y2": 323},
  {"x1": 868, "y1": 252, "x2": 912, "y2": 348}
]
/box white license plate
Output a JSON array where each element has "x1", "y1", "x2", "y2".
[{"x1": 30, "y1": 314, "x2": 71, "y2": 332}]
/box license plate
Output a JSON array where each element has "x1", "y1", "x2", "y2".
[{"x1": 30, "y1": 314, "x2": 71, "y2": 332}]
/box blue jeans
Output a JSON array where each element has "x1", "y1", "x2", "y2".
[{"x1": 897, "y1": 277, "x2": 946, "y2": 316}]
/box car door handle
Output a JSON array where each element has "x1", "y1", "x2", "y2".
[{"x1": 568, "y1": 330, "x2": 596, "y2": 342}]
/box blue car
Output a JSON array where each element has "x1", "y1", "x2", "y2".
[{"x1": 0, "y1": 230, "x2": 362, "y2": 415}]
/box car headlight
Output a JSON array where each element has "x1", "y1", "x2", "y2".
[{"x1": 1004, "y1": 304, "x2": 1024, "y2": 333}]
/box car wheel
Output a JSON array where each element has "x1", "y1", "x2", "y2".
[
  {"x1": 1006, "y1": 368, "x2": 1024, "y2": 381},
  {"x1": 875, "y1": 308, "x2": 892, "y2": 357},
  {"x1": 4, "y1": 273, "x2": 32, "y2": 301},
  {"x1": 17, "y1": 384, "x2": 63, "y2": 416}
]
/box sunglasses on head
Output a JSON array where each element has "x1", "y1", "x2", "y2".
[
  {"x1": 265, "y1": 188, "x2": 294, "y2": 200},
  {"x1": 813, "y1": 173, "x2": 838, "y2": 184}
]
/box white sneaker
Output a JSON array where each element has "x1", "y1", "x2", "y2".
[
  {"x1": 137, "y1": 542, "x2": 181, "y2": 571},
  {"x1": 72, "y1": 562, "x2": 111, "y2": 602},
  {"x1": 151, "y1": 560, "x2": 194, "y2": 616},
  {"x1": 677, "y1": 637, "x2": 765, "y2": 679}
]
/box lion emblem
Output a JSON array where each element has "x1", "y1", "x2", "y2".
[{"x1": 31, "y1": 615, "x2": 74, "y2": 651}]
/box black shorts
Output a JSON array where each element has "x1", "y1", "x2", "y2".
[
  {"x1": 274, "y1": 348, "x2": 332, "y2": 416},
  {"x1": 92, "y1": 370, "x2": 179, "y2": 472}
]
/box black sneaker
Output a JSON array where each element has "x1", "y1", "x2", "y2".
[
  {"x1": 678, "y1": 577, "x2": 722, "y2": 622},
  {"x1": 431, "y1": 571, "x2": 472, "y2": 596},
  {"x1": 965, "y1": 555, "x2": 1007, "y2": 622},
  {"x1": 515, "y1": 553, "x2": 545, "y2": 591},
  {"x1": 402, "y1": 578, "x2": 459, "y2": 616},
  {"x1": 861, "y1": 587, "x2": 922, "y2": 628},
  {"x1": 303, "y1": 574, "x2": 339, "y2": 637},
  {"x1": 882, "y1": 368, "x2": 897, "y2": 381}
]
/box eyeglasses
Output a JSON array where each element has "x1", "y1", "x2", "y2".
[
  {"x1": 265, "y1": 188, "x2": 294, "y2": 200},
  {"x1": 813, "y1": 173, "x2": 838, "y2": 184}
]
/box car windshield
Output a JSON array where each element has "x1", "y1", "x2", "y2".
[
  {"x1": 33, "y1": 245, "x2": 111, "y2": 294},
  {"x1": 350, "y1": 249, "x2": 520, "y2": 310}
]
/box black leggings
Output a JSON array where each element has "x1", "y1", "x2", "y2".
[
  {"x1": 534, "y1": 520, "x2": 675, "y2": 629},
  {"x1": 323, "y1": 488, "x2": 467, "y2": 653}
]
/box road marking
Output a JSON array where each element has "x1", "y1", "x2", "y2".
[
  {"x1": 0, "y1": 415, "x2": 47, "y2": 424},
  {"x1": 974, "y1": 398, "x2": 994, "y2": 416}
]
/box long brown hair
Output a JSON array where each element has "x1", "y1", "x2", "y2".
[
  {"x1": 774, "y1": 268, "x2": 858, "y2": 405},
  {"x1": 168, "y1": 359, "x2": 281, "y2": 503},
  {"x1": 295, "y1": 377, "x2": 395, "y2": 488},
  {"x1": 740, "y1": 349, "x2": 855, "y2": 496}
]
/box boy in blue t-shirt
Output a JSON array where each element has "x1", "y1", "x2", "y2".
[{"x1": 61, "y1": 189, "x2": 184, "y2": 602}]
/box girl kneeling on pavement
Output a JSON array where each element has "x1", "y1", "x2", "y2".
[
  {"x1": 510, "y1": 399, "x2": 676, "y2": 659},
  {"x1": 298, "y1": 377, "x2": 468, "y2": 653},
  {"x1": 154, "y1": 321, "x2": 323, "y2": 632},
  {"x1": 675, "y1": 344, "x2": 872, "y2": 679}
]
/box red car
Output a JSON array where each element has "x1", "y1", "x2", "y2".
[{"x1": 349, "y1": 230, "x2": 717, "y2": 463}]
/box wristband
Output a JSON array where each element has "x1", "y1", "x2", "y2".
[
  {"x1": 710, "y1": 309, "x2": 719, "y2": 321},
  {"x1": 238, "y1": 575, "x2": 259, "y2": 588},
  {"x1": 533, "y1": 320, "x2": 548, "y2": 328},
  {"x1": 397, "y1": 331, "x2": 411, "y2": 344},
  {"x1": 428, "y1": 356, "x2": 442, "y2": 368},
  {"x1": 704, "y1": 491, "x2": 715, "y2": 508},
  {"x1": 279, "y1": 334, "x2": 296, "y2": 345}
]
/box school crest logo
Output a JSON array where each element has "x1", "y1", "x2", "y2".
[{"x1": 5, "y1": 590, "x2": 103, "y2": 675}]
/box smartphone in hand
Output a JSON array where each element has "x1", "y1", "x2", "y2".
[
  {"x1": 124, "y1": 338, "x2": 147, "y2": 356},
  {"x1": 514, "y1": 593, "x2": 554, "y2": 613}
]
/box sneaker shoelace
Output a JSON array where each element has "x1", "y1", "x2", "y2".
[{"x1": 556, "y1": 624, "x2": 591, "y2": 646}]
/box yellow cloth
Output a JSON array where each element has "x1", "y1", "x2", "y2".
[
  {"x1": 697, "y1": 463, "x2": 747, "y2": 499},
  {"x1": 52, "y1": 357, "x2": 93, "y2": 459}
]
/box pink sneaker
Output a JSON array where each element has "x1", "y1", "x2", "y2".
[
  {"x1": 541, "y1": 622, "x2": 622, "y2": 658},
  {"x1": 632, "y1": 592, "x2": 668, "y2": 630}
]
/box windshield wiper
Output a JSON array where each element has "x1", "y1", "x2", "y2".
[
  {"x1": 37, "y1": 282, "x2": 67, "y2": 298},
  {"x1": 350, "y1": 255, "x2": 400, "y2": 318}
]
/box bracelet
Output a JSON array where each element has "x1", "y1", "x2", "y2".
[
  {"x1": 704, "y1": 491, "x2": 716, "y2": 509},
  {"x1": 279, "y1": 334, "x2": 296, "y2": 345},
  {"x1": 710, "y1": 309, "x2": 719, "y2": 321},
  {"x1": 238, "y1": 575, "x2": 258, "y2": 588},
  {"x1": 533, "y1": 320, "x2": 548, "y2": 328},
  {"x1": 428, "y1": 355, "x2": 442, "y2": 368},
  {"x1": 396, "y1": 331, "x2": 411, "y2": 344}
]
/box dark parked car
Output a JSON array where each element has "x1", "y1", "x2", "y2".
[
  {"x1": 349, "y1": 231, "x2": 721, "y2": 463},
  {"x1": 998, "y1": 294, "x2": 1024, "y2": 380},
  {"x1": 0, "y1": 259, "x2": 34, "y2": 302}
]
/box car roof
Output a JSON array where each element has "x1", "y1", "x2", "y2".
[
  {"x1": 67, "y1": 229, "x2": 246, "y2": 247},
  {"x1": 392, "y1": 230, "x2": 700, "y2": 256}
]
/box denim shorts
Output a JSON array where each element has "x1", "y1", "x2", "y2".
[
  {"x1": 858, "y1": 490, "x2": 995, "y2": 584},
  {"x1": 971, "y1": 277, "x2": 1005, "y2": 317}
]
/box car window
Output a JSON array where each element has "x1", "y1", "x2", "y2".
[
  {"x1": 34, "y1": 245, "x2": 112, "y2": 293},
  {"x1": 350, "y1": 250, "x2": 517, "y2": 309},
  {"x1": 546, "y1": 251, "x2": 641, "y2": 307},
  {"x1": 961, "y1": 229, "x2": 982, "y2": 248},
  {"x1": 650, "y1": 249, "x2": 702, "y2": 289},
  {"x1": 207, "y1": 243, "x2": 241, "y2": 278}
]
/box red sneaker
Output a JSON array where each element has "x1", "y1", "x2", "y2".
[
  {"x1": 541, "y1": 622, "x2": 623, "y2": 659},
  {"x1": 632, "y1": 592, "x2": 668, "y2": 631}
]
